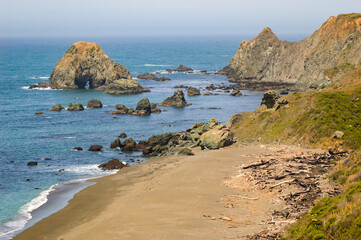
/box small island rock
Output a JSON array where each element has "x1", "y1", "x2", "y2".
[
  {"x1": 49, "y1": 104, "x2": 65, "y2": 111},
  {"x1": 159, "y1": 89, "x2": 190, "y2": 107},
  {"x1": 87, "y1": 99, "x2": 103, "y2": 108},
  {"x1": 187, "y1": 87, "x2": 200, "y2": 96},
  {"x1": 68, "y1": 103, "x2": 84, "y2": 111}
]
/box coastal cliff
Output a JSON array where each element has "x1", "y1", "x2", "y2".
[
  {"x1": 220, "y1": 13, "x2": 361, "y2": 90},
  {"x1": 49, "y1": 41, "x2": 148, "y2": 94}
]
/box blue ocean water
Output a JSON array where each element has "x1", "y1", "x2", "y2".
[{"x1": 0, "y1": 36, "x2": 266, "y2": 238}]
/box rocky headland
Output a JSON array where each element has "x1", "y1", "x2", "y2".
[
  {"x1": 219, "y1": 13, "x2": 361, "y2": 90},
  {"x1": 33, "y1": 41, "x2": 149, "y2": 94}
]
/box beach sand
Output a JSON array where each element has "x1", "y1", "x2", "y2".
[{"x1": 13, "y1": 145, "x2": 308, "y2": 240}]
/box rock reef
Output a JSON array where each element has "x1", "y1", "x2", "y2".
[{"x1": 220, "y1": 13, "x2": 361, "y2": 90}]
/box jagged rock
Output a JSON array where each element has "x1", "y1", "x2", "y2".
[
  {"x1": 333, "y1": 131, "x2": 344, "y2": 139},
  {"x1": 137, "y1": 73, "x2": 158, "y2": 80},
  {"x1": 104, "y1": 79, "x2": 150, "y2": 95},
  {"x1": 119, "y1": 133, "x2": 127, "y2": 138},
  {"x1": 88, "y1": 145, "x2": 103, "y2": 151},
  {"x1": 98, "y1": 159, "x2": 129, "y2": 170},
  {"x1": 72, "y1": 147, "x2": 83, "y2": 151},
  {"x1": 199, "y1": 125, "x2": 234, "y2": 149},
  {"x1": 221, "y1": 14, "x2": 361, "y2": 89},
  {"x1": 261, "y1": 90, "x2": 281, "y2": 109},
  {"x1": 122, "y1": 138, "x2": 137, "y2": 152},
  {"x1": 135, "y1": 98, "x2": 151, "y2": 115},
  {"x1": 68, "y1": 103, "x2": 84, "y2": 111},
  {"x1": 111, "y1": 138, "x2": 121, "y2": 148},
  {"x1": 178, "y1": 148, "x2": 194, "y2": 156},
  {"x1": 49, "y1": 104, "x2": 65, "y2": 111},
  {"x1": 187, "y1": 87, "x2": 200, "y2": 96},
  {"x1": 27, "y1": 161, "x2": 38, "y2": 166},
  {"x1": 159, "y1": 89, "x2": 190, "y2": 107},
  {"x1": 275, "y1": 98, "x2": 289, "y2": 110},
  {"x1": 175, "y1": 64, "x2": 193, "y2": 72},
  {"x1": 87, "y1": 99, "x2": 102, "y2": 108},
  {"x1": 230, "y1": 89, "x2": 242, "y2": 96}
]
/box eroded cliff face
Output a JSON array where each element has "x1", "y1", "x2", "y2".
[
  {"x1": 49, "y1": 41, "x2": 132, "y2": 89},
  {"x1": 222, "y1": 13, "x2": 361, "y2": 89}
]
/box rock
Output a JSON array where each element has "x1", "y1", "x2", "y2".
[
  {"x1": 137, "y1": 73, "x2": 158, "y2": 80},
  {"x1": 135, "y1": 98, "x2": 151, "y2": 115},
  {"x1": 187, "y1": 87, "x2": 200, "y2": 96},
  {"x1": 159, "y1": 89, "x2": 190, "y2": 107},
  {"x1": 178, "y1": 148, "x2": 194, "y2": 156},
  {"x1": 49, "y1": 104, "x2": 65, "y2": 111},
  {"x1": 207, "y1": 118, "x2": 219, "y2": 129},
  {"x1": 158, "y1": 76, "x2": 170, "y2": 81},
  {"x1": 119, "y1": 133, "x2": 127, "y2": 138},
  {"x1": 261, "y1": 90, "x2": 281, "y2": 109},
  {"x1": 27, "y1": 161, "x2": 38, "y2": 166},
  {"x1": 110, "y1": 138, "x2": 121, "y2": 148},
  {"x1": 72, "y1": 147, "x2": 83, "y2": 151},
  {"x1": 68, "y1": 103, "x2": 84, "y2": 111},
  {"x1": 187, "y1": 122, "x2": 209, "y2": 135},
  {"x1": 104, "y1": 79, "x2": 150, "y2": 95},
  {"x1": 37, "y1": 82, "x2": 51, "y2": 88},
  {"x1": 147, "y1": 132, "x2": 176, "y2": 147},
  {"x1": 150, "y1": 104, "x2": 161, "y2": 113},
  {"x1": 274, "y1": 98, "x2": 289, "y2": 110},
  {"x1": 29, "y1": 84, "x2": 38, "y2": 89},
  {"x1": 221, "y1": 14, "x2": 361, "y2": 90},
  {"x1": 226, "y1": 113, "x2": 245, "y2": 128},
  {"x1": 98, "y1": 159, "x2": 129, "y2": 170},
  {"x1": 35, "y1": 112, "x2": 44, "y2": 115},
  {"x1": 174, "y1": 85, "x2": 188, "y2": 89},
  {"x1": 136, "y1": 141, "x2": 147, "y2": 151},
  {"x1": 88, "y1": 145, "x2": 103, "y2": 151},
  {"x1": 87, "y1": 99, "x2": 103, "y2": 108},
  {"x1": 175, "y1": 64, "x2": 193, "y2": 72},
  {"x1": 50, "y1": 41, "x2": 133, "y2": 90},
  {"x1": 43, "y1": 158, "x2": 52, "y2": 160},
  {"x1": 199, "y1": 125, "x2": 234, "y2": 149},
  {"x1": 333, "y1": 131, "x2": 344, "y2": 139},
  {"x1": 122, "y1": 138, "x2": 137, "y2": 152},
  {"x1": 230, "y1": 89, "x2": 242, "y2": 96},
  {"x1": 203, "y1": 92, "x2": 214, "y2": 96}
]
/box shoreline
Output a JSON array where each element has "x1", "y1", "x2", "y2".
[{"x1": 12, "y1": 144, "x2": 325, "y2": 240}]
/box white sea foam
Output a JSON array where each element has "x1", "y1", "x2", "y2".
[
  {"x1": 29, "y1": 76, "x2": 49, "y2": 79},
  {"x1": 63, "y1": 136, "x2": 76, "y2": 139},
  {"x1": 21, "y1": 86, "x2": 59, "y2": 91},
  {"x1": 144, "y1": 64, "x2": 170, "y2": 67},
  {"x1": 65, "y1": 164, "x2": 118, "y2": 175}
]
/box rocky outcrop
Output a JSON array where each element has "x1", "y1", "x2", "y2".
[
  {"x1": 68, "y1": 103, "x2": 84, "y2": 111},
  {"x1": 87, "y1": 99, "x2": 102, "y2": 108},
  {"x1": 135, "y1": 98, "x2": 151, "y2": 115},
  {"x1": 261, "y1": 90, "x2": 281, "y2": 109},
  {"x1": 98, "y1": 159, "x2": 129, "y2": 170},
  {"x1": 187, "y1": 87, "x2": 200, "y2": 96},
  {"x1": 159, "y1": 89, "x2": 190, "y2": 107},
  {"x1": 49, "y1": 104, "x2": 65, "y2": 111},
  {"x1": 221, "y1": 13, "x2": 361, "y2": 90},
  {"x1": 137, "y1": 73, "x2": 170, "y2": 81},
  {"x1": 167, "y1": 64, "x2": 193, "y2": 73},
  {"x1": 49, "y1": 41, "x2": 148, "y2": 94},
  {"x1": 199, "y1": 125, "x2": 234, "y2": 149}
]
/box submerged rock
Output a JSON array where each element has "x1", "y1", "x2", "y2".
[
  {"x1": 187, "y1": 87, "x2": 200, "y2": 96},
  {"x1": 159, "y1": 89, "x2": 190, "y2": 107},
  {"x1": 68, "y1": 103, "x2": 84, "y2": 111},
  {"x1": 98, "y1": 159, "x2": 129, "y2": 170},
  {"x1": 87, "y1": 99, "x2": 103, "y2": 108},
  {"x1": 49, "y1": 104, "x2": 65, "y2": 111}
]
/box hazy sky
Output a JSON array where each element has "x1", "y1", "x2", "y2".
[{"x1": 0, "y1": 0, "x2": 360, "y2": 38}]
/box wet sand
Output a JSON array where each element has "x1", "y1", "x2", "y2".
[{"x1": 13, "y1": 145, "x2": 312, "y2": 240}]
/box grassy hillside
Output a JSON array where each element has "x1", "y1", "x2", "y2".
[{"x1": 229, "y1": 67, "x2": 361, "y2": 239}]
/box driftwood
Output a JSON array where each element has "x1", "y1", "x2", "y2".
[{"x1": 243, "y1": 160, "x2": 270, "y2": 169}]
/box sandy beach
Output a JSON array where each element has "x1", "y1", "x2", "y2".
[{"x1": 13, "y1": 144, "x2": 321, "y2": 240}]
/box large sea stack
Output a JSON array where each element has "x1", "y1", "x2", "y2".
[
  {"x1": 49, "y1": 41, "x2": 149, "y2": 94},
  {"x1": 220, "y1": 13, "x2": 361, "y2": 90}
]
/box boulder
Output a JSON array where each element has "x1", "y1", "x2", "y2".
[
  {"x1": 135, "y1": 98, "x2": 151, "y2": 115},
  {"x1": 122, "y1": 138, "x2": 137, "y2": 152},
  {"x1": 199, "y1": 125, "x2": 234, "y2": 149},
  {"x1": 147, "y1": 132, "x2": 176, "y2": 147},
  {"x1": 187, "y1": 87, "x2": 200, "y2": 96},
  {"x1": 88, "y1": 145, "x2": 103, "y2": 151},
  {"x1": 87, "y1": 99, "x2": 103, "y2": 108},
  {"x1": 110, "y1": 138, "x2": 122, "y2": 148},
  {"x1": 49, "y1": 104, "x2": 65, "y2": 111},
  {"x1": 119, "y1": 133, "x2": 127, "y2": 138},
  {"x1": 178, "y1": 148, "x2": 195, "y2": 156},
  {"x1": 27, "y1": 161, "x2": 38, "y2": 166},
  {"x1": 68, "y1": 103, "x2": 84, "y2": 111},
  {"x1": 159, "y1": 89, "x2": 190, "y2": 107},
  {"x1": 333, "y1": 131, "x2": 344, "y2": 139},
  {"x1": 104, "y1": 79, "x2": 150, "y2": 95},
  {"x1": 261, "y1": 90, "x2": 281, "y2": 109},
  {"x1": 230, "y1": 89, "x2": 242, "y2": 96},
  {"x1": 98, "y1": 159, "x2": 129, "y2": 170}
]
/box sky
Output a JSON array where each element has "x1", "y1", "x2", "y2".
[{"x1": 0, "y1": 0, "x2": 360, "y2": 38}]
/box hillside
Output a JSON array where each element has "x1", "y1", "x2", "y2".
[{"x1": 220, "y1": 13, "x2": 361, "y2": 90}]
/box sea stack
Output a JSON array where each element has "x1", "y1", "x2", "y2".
[
  {"x1": 159, "y1": 89, "x2": 190, "y2": 107},
  {"x1": 49, "y1": 41, "x2": 149, "y2": 94},
  {"x1": 220, "y1": 13, "x2": 361, "y2": 90}
]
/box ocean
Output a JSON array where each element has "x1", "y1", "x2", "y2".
[{"x1": 0, "y1": 35, "x2": 268, "y2": 239}]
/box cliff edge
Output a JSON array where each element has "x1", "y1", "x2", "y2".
[{"x1": 220, "y1": 13, "x2": 361, "y2": 90}]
